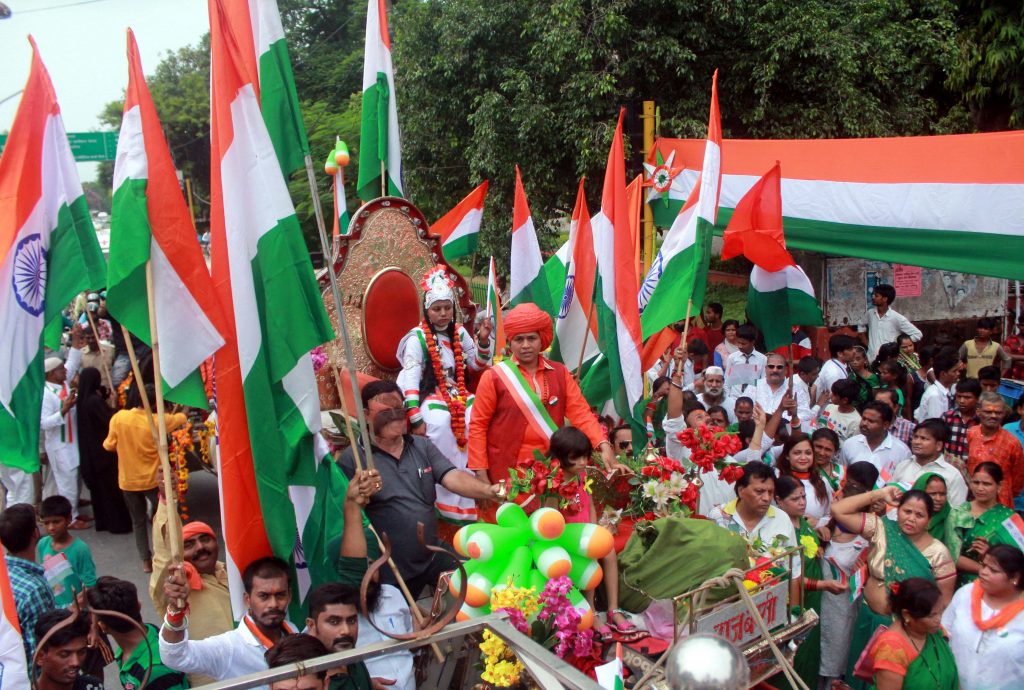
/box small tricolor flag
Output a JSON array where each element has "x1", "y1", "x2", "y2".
[
  {"x1": 509, "y1": 166, "x2": 550, "y2": 312},
  {"x1": 485, "y1": 256, "x2": 505, "y2": 359},
  {"x1": 1002, "y1": 513, "x2": 1024, "y2": 552},
  {"x1": 432, "y1": 181, "x2": 488, "y2": 261},
  {"x1": 595, "y1": 642, "x2": 625, "y2": 690},
  {"x1": 849, "y1": 563, "x2": 867, "y2": 604}
]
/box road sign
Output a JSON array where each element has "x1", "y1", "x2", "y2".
[{"x1": 0, "y1": 130, "x2": 120, "y2": 161}]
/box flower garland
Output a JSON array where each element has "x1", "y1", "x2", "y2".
[
  {"x1": 116, "y1": 372, "x2": 134, "y2": 409},
  {"x1": 422, "y1": 320, "x2": 469, "y2": 449},
  {"x1": 168, "y1": 427, "x2": 193, "y2": 521}
]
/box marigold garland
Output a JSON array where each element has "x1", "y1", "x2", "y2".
[
  {"x1": 423, "y1": 320, "x2": 469, "y2": 449},
  {"x1": 168, "y1": 427, "x2": 194, "y2": 521}
]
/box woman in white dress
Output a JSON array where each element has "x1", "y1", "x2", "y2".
[
  {"x1": 395, "y1": 266, "x2": 493, "y2": 528},
  {"x1": 941, "y1": 544, "x2": 1024, "y2": 690}
]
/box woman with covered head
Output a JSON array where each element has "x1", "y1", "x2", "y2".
[
  {"x1": 396, "y1": 265, "x2": 493, "y2": 527},
  {"x1": 468, "y1": 303, "x2": 623, "y2": 520}
]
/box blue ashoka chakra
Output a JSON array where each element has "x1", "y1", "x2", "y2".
[
  {"x1": 558, "y1": 274, "x2": 575, "y2": 319},
  {"x1": 12, "y1": 233, "x2": 47, "y2": 317}
]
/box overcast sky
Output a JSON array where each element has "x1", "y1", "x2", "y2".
[{"x1": 0, "y1": 0, "x2": 208, "y2": 180}]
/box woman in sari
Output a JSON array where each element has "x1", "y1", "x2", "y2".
[
  {"x1": 74, "y1": 367, "x2": 131, "y2": 533},
  {"x1": 833, "y1": 486, "x2": 956, "y2": 689},
  {"x1": 774, "y1": 475, "x2": 847, "y2": 689},
  {"x1": 867, "y1": 577, "x2": 958, "y2": 689},
  {"x1": 912, "y1": 473, "x2": 951, "y2": 542},
  {"x1": 812, "y1": 427, "x2": 843, "y2": 493},
  {"x1": 945, "y1": 461, "x2": 1016, "y2": 587}
]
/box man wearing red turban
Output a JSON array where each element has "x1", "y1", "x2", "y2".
[{"x1": 468, "y1": 303, "x2": 618, "y2": 514}]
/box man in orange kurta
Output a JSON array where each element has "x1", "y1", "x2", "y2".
[{"x1": 468, "y1": 303, "x2": 620, "y2": 501}]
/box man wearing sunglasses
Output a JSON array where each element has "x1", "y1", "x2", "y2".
[{"x1": 754, "y1": 353, "x2": 811, "y2": 432}]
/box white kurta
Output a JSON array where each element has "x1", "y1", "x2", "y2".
[{"x1": 941, "y1": 582, "x2": 1024, "y2": 690}]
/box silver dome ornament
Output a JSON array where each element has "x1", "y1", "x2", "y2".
[{"x1": 665, "y1": 633, "x2": 750, "y2": 690}]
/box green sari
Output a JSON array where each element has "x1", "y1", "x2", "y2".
[
  {"x1": 869, "y1": 632, "x2": 958, "y2": 690},
  {"x1": 777, "y1": 519, "x2": 824, "y2": 690},
  {"x1": 912, "y1": 472, "x2": 951, "y2": 541},
  {"x1": 845, "y1": 518, "x2": 935, "y2": 690},
  {"x1": 945, "y1": 501, "x2": 1016, "y2": 587}
]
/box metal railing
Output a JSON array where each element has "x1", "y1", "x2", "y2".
[{"x1": 192, "y1": 612, "x2": 603, "y2": 690}]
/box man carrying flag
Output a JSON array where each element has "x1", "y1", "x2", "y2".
[{"x1": 0, "y1": 39, "x2": 106, "y2": 497}]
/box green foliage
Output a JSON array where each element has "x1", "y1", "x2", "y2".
[{"x1": 947, "y1": 0, "x2": 1024, "y2": 128}]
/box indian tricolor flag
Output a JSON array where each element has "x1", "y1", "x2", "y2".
[
  {"x1": 332, "y1": 138, "x2": 351, "y2": 242},
  {"x1": 639, "y1": 70, "x2": 720, "y2": 339},
  {"x1": 551, "y1": 179, "x2": 600, "y2": 370},
  {"x1": 722, "y1": 162, "x2": 823, "y2": 352},
  {"x1": 0, "y1": 556, "x2": 25, "y2": 687},
  {"x1": 509, "y1": 166, "x2": 551, "y2": 313},
  {"x1": 654, "y1": 131, "x2": 1024, "y2": 280},
  {"x1": 0, "y1": 38, "x2": 106, "y2": 472},
  {"x1": 220, "y1": 0, "x2": 310, "y2": 175},
  {"x1": 357, "y1": 0, "x2": 403, "y2": 201},
  {"x1": 585, "y1": 109, "x2": 644, "y2": 417},
  {"x1": 209, "y1": 0, "x2": 345, "y2": 619},
  {"x1": 107, "y1": 30, "x2": 228, "y2": 408},
  {"x1": 485, "y1": 256, "x2": 506, "y2": 357},
  {"x1": 432, "y1": 180, "x2": 487, "y2": 261}
]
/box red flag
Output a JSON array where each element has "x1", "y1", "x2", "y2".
[{"x1": 720, "y1": 162, "x2": 793, "y2": 271}]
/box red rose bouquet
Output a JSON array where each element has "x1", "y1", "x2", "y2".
[
  {"x1": 507, "y1": 450, "x2": 587, "y2": 516},
  {"x1": 676, "y1": 424, "x2": 744, "y2": 483}
]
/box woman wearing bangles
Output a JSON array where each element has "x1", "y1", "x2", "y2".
[
  {"x1": 866, "y1": 578, "x2": 958, "y2": 689},
  {"x1": 774, "y1": 475, "x2": 847, "y2": 689},
  {"x1": 944, "y1": 462, "x2": 1017, "y2": 587},
  {"x1": 941, "y1": 544, "x2": 1024, "y2": 690},
  {"x1": 832, "y1": 485, "x2": 956, "y2": 690}
]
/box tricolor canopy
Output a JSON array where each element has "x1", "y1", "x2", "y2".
[{"x1": 654, "y1": 131, "x2": 1024, "y2": 280}]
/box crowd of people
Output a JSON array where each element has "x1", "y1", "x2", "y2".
[{"x1": 3, "y1": 276, "x2": 1024, "y2": 689}]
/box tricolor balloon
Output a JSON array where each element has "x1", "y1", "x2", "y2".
[
  {"x1": 449, "y1": 503, "x2": 613, "y2": 630},
  {"x1": 324, "y1": 139, "x2": 350, "y2": 175}
]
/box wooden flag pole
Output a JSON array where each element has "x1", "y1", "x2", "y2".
[
  {"x1": 680, "y1": 299, "x2": 694, "y2": 348},
  {"x1": 303, "y1": 153, "x2": 375, "y2": 472},
  {"x1": 573, "y1": 300, "x2": 597, "y2": 383},
  {"x1": 145, "y1": 262, "x2": 184, "y2": 566},
  {"x1": 380, "y1": 160, "x2": 387, "y2": 198},
  {"x1": 787, "y1": 343, "x2": 795, "y2": 395},
  {"x1": 119, "y1": 325, "x2": 159, "y2": 443},
  {"x1": 84, "y1": 309, "x2": 116, "y2": 406}
]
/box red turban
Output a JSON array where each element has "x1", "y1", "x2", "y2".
[
  {"x1": 182, "y1": 521, "x2": 215, "y2": 541},
  {"x1": 504, "y1": 303, "x2": 553, "y2": 350}
]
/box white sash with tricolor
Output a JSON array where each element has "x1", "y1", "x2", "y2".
[
  {"x1": 492, "y1": 361, "x2": 559, "y2": 441},
  {"x1": 422, "y1": 395, "x2": 478, "y2": 524}
]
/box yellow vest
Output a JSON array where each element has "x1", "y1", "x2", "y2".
[{"x1": 964, "y1": 339, "x2": 998, "y2": 378}]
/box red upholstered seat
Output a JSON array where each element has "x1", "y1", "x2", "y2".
[{"x1": 362, "y1": 268, "x2": 421, "y2": 370}]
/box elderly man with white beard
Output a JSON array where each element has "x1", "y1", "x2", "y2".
[{"x1": 695, "y1": 366, "x2": 737, "y2": 424}]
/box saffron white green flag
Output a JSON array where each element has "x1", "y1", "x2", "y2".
[
  {"x1": 432, "y1": 180, "x2": 488, "y2": 261},
  {"x1": 748, "y1": 265, "x2": 823, "y2": 352},
  {"x1": 107, "y1": 30, "x2": 228, "y2": 409},
  {"x1": 550, "y1": 179, "x2": 600, "y2": 369},
  {"x1": 582, "y1": 110, "x2": 644, "y2": 418},
  {"x1": 485, "y1": 256, "x2": 506, "y2": 356},
  {"x1": 332, "y1": 138, "x2": 352, "y2": 241},
  {"x1": 509, "y1": 166, "x2": 552, "y2": 314},
  {"x1": 644, "y1": 148, "x2": 688, "y2": 228},
  {"x1": 209, "y1": 0, "x2": 345, "y2": 621},
  {"x1": 0, "y1": 39, "x2": 106, "y2": 472},
  {"x1": 639, "y1": 71, "x2": 720, "y2": 339},
  {"x1": 357, "y1": 0, "x2": 403, "y2": 201}
]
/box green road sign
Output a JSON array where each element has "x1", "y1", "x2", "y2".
[{"x1": 0, "y1": 130, "x2": 119, "y2": 161}]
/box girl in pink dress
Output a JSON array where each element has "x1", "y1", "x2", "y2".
[{"x1": 547, "y1": 427, "x2": 636, "y2": 637}]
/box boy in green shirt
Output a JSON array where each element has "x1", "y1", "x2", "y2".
[
  {"x1": 37, "y1": 496, "x2": 96, "y2": 607},
  {"x1": 87, "y1": 576, "x2": 189, "y2": 690}
]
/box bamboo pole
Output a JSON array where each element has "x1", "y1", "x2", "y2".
[
  {"x1": 145, "y1": 262, "x2": 184, "y2": 566},
  {"x1": 119, "y1": 325, "x2": 158, "y2": 443},
  {"x1": 573, "y1": 300, "x2": 597, "y2": 383},
  {"x1": 641, "y1": 100, "x2": 656, "y2": 277},
  {"x1": 84, "y1": 309, "x2": 116, "y2": 405},
  {"x1": 380, "y1": 160, "x2": 386, "y2": 198},
  {"x1": 302, "y1": 153, "x2": 375, "y2": 471}
]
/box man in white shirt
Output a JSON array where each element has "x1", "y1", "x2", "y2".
[
  {"x1": 838, "y1": 401, "x2": 912, "y2": 476},
  {"x1": 706, "y1": 462, "x2": 801, "y2": 577},
  {"x1": 160, "y1": 556, "x2": 298, "y2": 687},
  {"x1": 890, "y1": 419, "x2": 968, "y2": 507},
  {"x1": 814, "y1": 334, "x2": 856, "y2": 405},
  {"x1": 754, "y1": 353, "x2": 812, "y2": 430},
  {"x1": 914, "y1": 353, "x2": 963, "y2": 422},
  {"x1": 724, "y1": 324, "x2": 767, "y2": 398},
  {"x1": 859, "y1": 283, "x2": 922, "y2": 361},
  {"x1": 696, "y1": 366, "x2": 736, "y2": 422},
  {"x1": 646, "y1": 339, "x2": 710, "y2": 391},
  {"x1": 39, "y1": 357, "x2": 88, "y2": 528}
]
